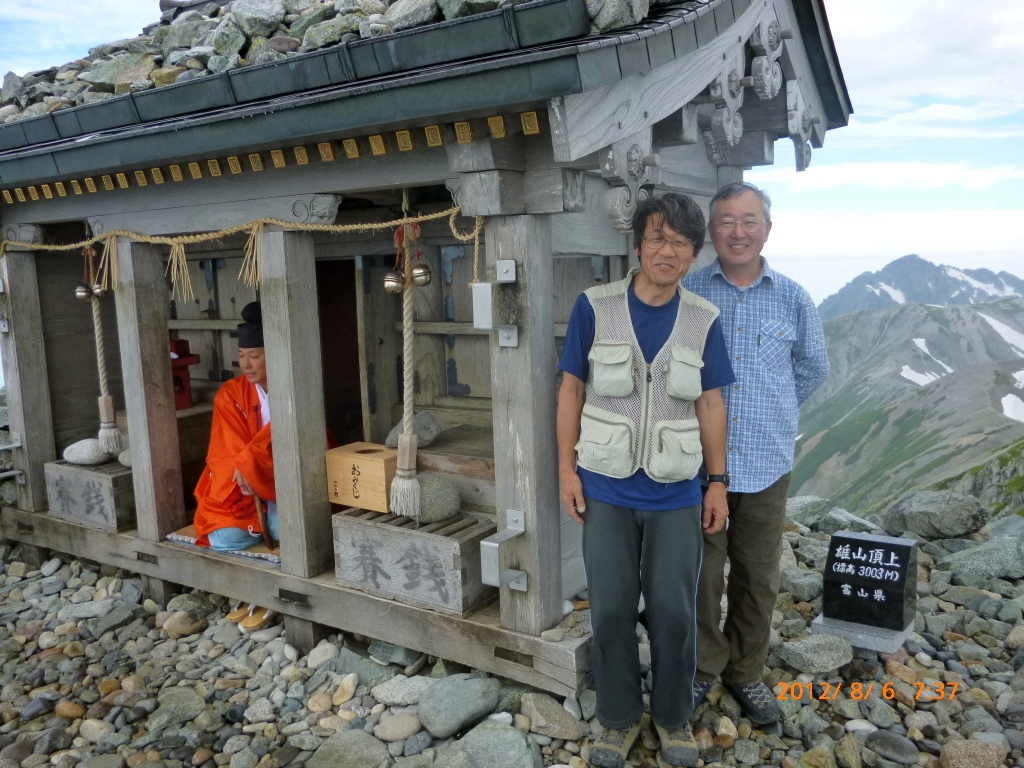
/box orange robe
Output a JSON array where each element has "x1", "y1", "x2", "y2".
[{"x1": 193, "y1": 376, "x2": 275, "y2": 546}]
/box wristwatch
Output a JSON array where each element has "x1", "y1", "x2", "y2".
[{"x1": 706, "y1": 473, "x2": 730, "y2": 488}]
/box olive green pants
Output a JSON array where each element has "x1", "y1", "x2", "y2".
[{"x1": 697, "y1": 473, "x2": 790, "y2": 686}]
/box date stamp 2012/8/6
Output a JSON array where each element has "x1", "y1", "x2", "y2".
[{"x1": 775, "y1": 680, "x2": 958, "y2": 701}]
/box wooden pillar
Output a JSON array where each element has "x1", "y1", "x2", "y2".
[
  {"x1": 0, "y1": 244, "x2": 56, "y2": 511},
  {"x1": 283, "y1": 614, "x2": 331, "y2": 655},
  {"x1": 260, "y1": 229, "x2": 332, "y2": 579},
  {"x1": 114, "y1": 239, "x2": 187, "y2": 541},
  {"x1": 140, "y1": 575, "x2": 178, "y2": 606},
  {"x1": 486, "y1": 215, "x2": 563, "y2": 635}
]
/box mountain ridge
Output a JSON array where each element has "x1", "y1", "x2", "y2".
[{"x1": 818, "y1": 254, "x2": 1024, "y2": 321}]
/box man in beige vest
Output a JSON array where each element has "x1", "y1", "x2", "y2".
[{"x1": 557, "y1": 193, "x2": 734, "y2": 768}]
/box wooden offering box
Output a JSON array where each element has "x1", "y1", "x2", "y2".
[
  {"x1": 44, "y1": 460, "x2": 136, "y2": 531},
  {"x1": 332, "y1": 507, "x2": 497, "y2": 616},
  {"x1": 326, "y1": 443, "x2": 397, "y2": 513}
]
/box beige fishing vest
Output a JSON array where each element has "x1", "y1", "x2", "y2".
[{"x1": 575, "y1": 270, "x2": 720, "y2": 482}]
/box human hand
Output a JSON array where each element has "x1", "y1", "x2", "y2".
[
  {"x1": 233, "y1": 469, "x2": 255, "y2": 496},
  {"x1": 559, "y1": 469, "x2": 586, "y2": 525},
  {"x1": 701, "y1": 484, "x2": 729, "y2": 534}
]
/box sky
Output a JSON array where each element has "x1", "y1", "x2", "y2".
[{"x1": 0, "y1": 0, "x2": 1023, "y2": 305}]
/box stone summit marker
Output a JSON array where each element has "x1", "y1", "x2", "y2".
[{"x1": 811, "y1": 530, "x2": 918, "y2": 653}]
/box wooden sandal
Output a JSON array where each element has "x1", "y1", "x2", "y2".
[
  {"x1": 240, "y1": 607, "x2": 278, "y2": 631},
  {"x1": 226, "y1": 602, "x2": 253, "y2": 623}
]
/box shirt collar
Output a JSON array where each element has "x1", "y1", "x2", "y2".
[{"x1": 710, "y1": 257, "x2": 776, "y2": 289}]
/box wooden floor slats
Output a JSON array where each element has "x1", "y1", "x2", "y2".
[{"x1": 0, "y1": 506, "x2": 591, "y2": 697}]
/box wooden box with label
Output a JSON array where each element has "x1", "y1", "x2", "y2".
[
  {"x1": 325, "y1": 443, "x2": 397, "y2": 513},
  {"x1": 44, "y1": 460, "x2": 136, "y2": 531}
]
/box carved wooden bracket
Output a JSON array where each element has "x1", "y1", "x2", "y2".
[
  {"x1": 746, "y1": 20, "x2": 790, "y2": 101},
  {"x1": 600, "y1": 128, "x2": 660, "y2": 232},
  {"x1": 786, "y1": 79, "x2": 820, "y2": 171},
  {"x1": 700, "y1": 52, "x2": 746, "y2": 166}
]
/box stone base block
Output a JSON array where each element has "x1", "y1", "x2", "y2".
[{"x1": 810, "y1": 614, "x2": 914, "y2": 654}]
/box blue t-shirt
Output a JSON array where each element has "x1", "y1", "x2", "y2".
[{"x1": 558, "y1": 281, "x2": 735, "y2": 510}]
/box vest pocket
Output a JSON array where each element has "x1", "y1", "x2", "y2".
[
  {"x1": 666, "y1": 345, "x2": 704, "y2": 400},
  {"x1": 648, "y1": 418, "x2": 703, "y2": 483},
  {"x1": 588, "y1": 341, "x2": 634, "y2": 397},
  {"x1": 576, "y1": 405, "x2": 634, "y2": 478}
]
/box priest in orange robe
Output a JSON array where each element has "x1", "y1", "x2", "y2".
[{"x1": 193, "y1": 302, "x2": 279, "y2": 551}]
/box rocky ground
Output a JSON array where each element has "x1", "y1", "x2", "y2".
[
  {"x1": 0, "y1": 488, "x2": 1022, "y2": 768},
  {"x1": 0, "y1": 0, "x2": 654, "y2": 124}
]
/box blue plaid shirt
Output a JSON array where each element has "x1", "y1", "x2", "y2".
[{"x1": 682, "y1": 258, "x2": 828, "y2": 493}]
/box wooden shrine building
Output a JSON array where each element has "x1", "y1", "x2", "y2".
[{"x1": 0, "y1": 0, "x2": 849, "y2": 696}]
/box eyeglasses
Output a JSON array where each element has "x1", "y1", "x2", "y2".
[
  {"x1": 711, "y1": 218, "x2": 765, "y2": 234},
  {"x1": 642, "y1": 235, "x2": 693, "y2": 252}
]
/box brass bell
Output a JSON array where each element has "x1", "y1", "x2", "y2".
[
  {"x1": 74, "y1": 284, "x2": 92, "y2": 302},
  {"x1": 91, "y1": 282, "x2": 108, "y2": 298},
  {"x1": 411, "y1": 263, "x2": 433, "y2": 287},
  {"x1": 383, "y1": 270, "x2": 405, "y2": 294}
]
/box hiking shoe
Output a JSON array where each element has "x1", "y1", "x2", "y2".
[
  {"x1": 728, "y1": 680, "x2": 781, "y2": 724},
  {"x1": 692, "y1": 678, "x2": 713, "y2": 711},
  {"x1": 654, "y1": 721, "x2": 699, "y2": 767},
  {"x1": 589, "y1": 720, "x2": 642, "y2": 768}
]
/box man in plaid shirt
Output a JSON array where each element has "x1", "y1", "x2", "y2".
[{"x1": 682, "y1": 182, "x2": 828, "y2": 724}]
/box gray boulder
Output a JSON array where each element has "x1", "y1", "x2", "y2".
[
  {"x1": 146, "y1": 687, "x2": 206, "y2": 731},
  {"x1": 417, "y1": 473, "x2": 461, "y2": 524},
  {"x1": 233, "y1": 0, "x2": 288, "y2": 37},
  {"x1": 386, "y1": 411, "x2": 443, "y2": 448},
  {"x1": 815, "y1": 507, "x2": 882, "y2": 535},
  {"x1": 775, "y1": 633, "x2": 852, "y2": 674},
  {"x1": 786, "y1": 496, "x2": 832, "y2": 527},
  {"x1": 418, "y1": 673, "x2": 500, "y2": 738},
  {"x1": 882, "y1": 491, "x2": 989, "y2": 539},
  {"x1": 937, "y1": 533, "x2": 1024, "y2": 580},
  {"x1": 1, "y1": 72, "x2": 23, "y2": 105},
  {"x1": 438, "y1": 0, "x2": 498, "y2": 19},
  {"x1": 385, "y1": 0, "x2": 441, "y2": 32},
  {"x1": 332, "y1": 646, "x2": 397, "y2": 688},
  {"x1": 212, "y1": 19, "x2": 248, "y2": 56},
  {"x1": 591, "y1": 0, "x2": 648, "y2": 32},
  {"x1": 779, "y1": 568, "x2": 823, "y2": 602},
  {"x1": 300, "y1": 14, "x2": 363, "y2": 50},
  {"x1": 454, "y1": 721, "x2": 543, "y2": 768},
  {"x1": 290, "y1": 3, "x2": 339, "y2": 38},
  {"x1": 162, "y1": 11, "x2": 219, "y2": 55},
  {"x1": 78, "y1": 54, "x2": 156, "y2": 93},
  {"x1": 63, "y1": 439, "x2": 111, "y2": 466},
  {"x1": 306, "y1": 730, "x2": 390, "y2": 768}
]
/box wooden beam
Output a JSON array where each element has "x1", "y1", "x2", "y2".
[
  {"x1": 114, "y1": 239, "x2": 188, "y2": 542},
  {"x1": 551, "y1": 175, "x2": 629, "y2": 257},
  {"x1": 446, "y1": 134, "x2": 526, "y2": 173},
  {"x1": 486, "y1": 215, "x2": 563, "y2": 636},
  {"x1": 454, "y1": 172, "x2": 526, "y2": 217},
  {"x1": 393, "y1": 321, "x2": 569, "y2": 338},
  {"x1": 547, "y1": 0, "x2": 769, "y2": 161},
  {"x1": 715, "y1": 130, "x2": 776, "y2": 167},
  {"x1": 261, "y1": 229, "x2": 332, "y2": 579},
  {"x1": 0, "y1": 506, "x2": 590, "y2": 697},
  {"x1": 523, "y1": 169, "x2": 586, "y2": 215},
  {"x1": 0, "y1": 247, "x2": 56, "y2": 511}
]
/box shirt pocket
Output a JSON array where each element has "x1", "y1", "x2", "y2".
[
  {"x1": 665, "y1": 344, "x2": 704, "y2": 401},
  {"x1": 576, "y1": 406, "x2": 635, "y2": 478},
  {"x1": 588, "y1": 341, "x2": 634, "y2": 397},
  {"x1": 758, "y1": 319, "x2": 797, "y2": 372},
  {"x1": 647, "y1": 418, "x2": 703, "y2": 483}
]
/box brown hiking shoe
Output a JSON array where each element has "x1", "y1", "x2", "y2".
[
  {"x1": 654, "y1": 721, "x2": 699, "y2": 768},
  {"x1": 589, "y1": 720, "x2": 642, "y2": 768}
]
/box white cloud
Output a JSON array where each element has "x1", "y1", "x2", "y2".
[
  {"x1": 0, "y1": 1, "x2": 159, "y2": 75},
  {"x1": 755, "y1": 162, "x2": 1024, "y2": 192}
]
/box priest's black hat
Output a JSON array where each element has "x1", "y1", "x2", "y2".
[{"x1": 237, "y1": 302, "x2": 264, "y2": 348}]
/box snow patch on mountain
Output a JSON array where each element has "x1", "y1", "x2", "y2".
[
  {"x1": 1014, "y1": 369, "x2": 1024, "y2": 389},
  {"x1": 913, "y1": 338, "x2": 954, "y2": 373},
  {"x1": 900, "y1": 365, "x2": 941, "y2": 386},
  {"x1": 945, "y1": 266, "x2": 1018, "y2": 300},
  {"x1": 878, "y1": 283, "x2": 906, "y2": 304},
  {"x1": 1003, "y1": 394, "x2": 1024, "y2": 424},
  {"x1": 978, "y1": 313, "x2": 1024, "y2": 357}
]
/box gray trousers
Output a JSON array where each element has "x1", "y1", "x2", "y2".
[{"x1": 582, "y1": 497, "x2": 703, "y2": 730}]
